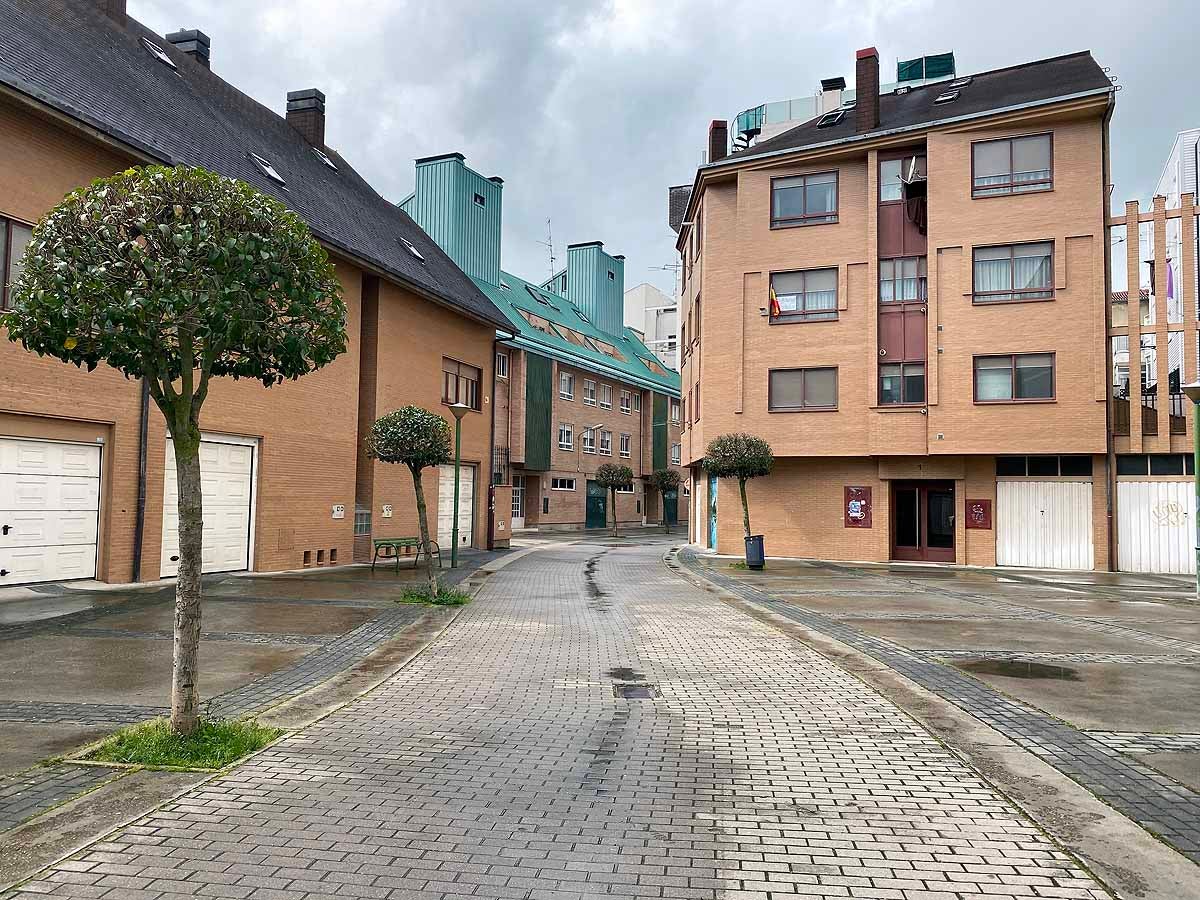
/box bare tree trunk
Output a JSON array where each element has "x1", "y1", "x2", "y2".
[
  {"x1": 739, "y1": 477, "x2": 751, "y2": 539},
  {"x1": 610, "y1": 487, "x2": 619, "y2": 538},
  {"x1": 169, "y1": 417, "x2": 203, "y2": 736},
  {"x1": 410, "y1": 466, "x2": 438, "y2": 598}
]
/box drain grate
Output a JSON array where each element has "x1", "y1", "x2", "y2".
[{"x1": 613, "y1": 683, "x2": 658, "y2": 699}]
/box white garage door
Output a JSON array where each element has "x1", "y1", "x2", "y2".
[
  {"x1": 161, "y1": 436, "x2": 256, "y2": 577},
  {"x1": 1118, "y1": 481, "x2": 1194, "y2": 574},
  {"x1": 997, "y1": 480, "x2": 1094, "y2": 570},
  {"x1": 0, "y1": 438, "x2": 101, "y2": 586},
  {"x1": 437, "y1": 463, "x2": 475, "y2": 550}
]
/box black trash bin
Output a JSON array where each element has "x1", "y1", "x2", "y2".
[{"x1": 744, "y1": 534, "x2": 765, "y2": 570}]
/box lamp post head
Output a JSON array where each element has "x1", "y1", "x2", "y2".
[
  {"x1": 1183, "y1": 382, "x2": 1200, "y2": 405},
  {"x1": 448, "y1": 402, "x2": 471, "y2": 421}
]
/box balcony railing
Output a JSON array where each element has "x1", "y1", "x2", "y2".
[{"x1": 1170, "y1": 392, "x2": 1188, "y2": 435}]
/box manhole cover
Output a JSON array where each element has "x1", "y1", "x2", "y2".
[{"x1": 614, "y1": 684, "x2": 658, "y2": 699}]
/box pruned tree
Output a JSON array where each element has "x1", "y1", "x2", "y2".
[
  {"x1": 368, "y1": 406, "x2": 451, "y2": 597},
  {"x1": 594, "y1": 463, "x2": 634, "y2": 538},
  {"x1": 2, "y1": 165, "x2": 346, "y2": 735},
  {"x1": 649, "y1": 468, "x2": 681, "y2": 534},
  {"x1": 704, "y1": 433, "x2": 774, "y2": 539}
]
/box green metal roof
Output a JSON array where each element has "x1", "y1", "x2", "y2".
[{"x1": 473, "y1": 271, "x2": 681, "y2": 397}]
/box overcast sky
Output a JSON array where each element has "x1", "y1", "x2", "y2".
[{"x1": 133, "y1": 0, "x2": 1196, "y2": 300}]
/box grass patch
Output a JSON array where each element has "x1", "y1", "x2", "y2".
[
  {"x1": 86, "y1": 718, "x2": 282, "y2": 770},
  {"x1": 397, "y1": 584, "x2": 473, "y2": 607},
  {"x1": 728, "y1": 561, "x2": 749, "y2": 570}
]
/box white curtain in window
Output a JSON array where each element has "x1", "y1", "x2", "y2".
[
  {"x1": 1013, "y1": 243, "x2": 1052, "y2": 290},
  {"x1": 974, "y1": 247, "x2": 1012, "y2": 293},
  {"x1": 976, "y1": 357, "x2": 1012, "y2": 400},
  {"x1": 803, "y1": 268, "x2": 837, "y2": 312}
]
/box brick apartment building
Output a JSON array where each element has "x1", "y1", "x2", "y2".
[
  {"x1": 676, "y1": 48, "x2": 1116, "y2": 569},
  {"x1": 401, "y1": 154, "x2": 684, "y2": 531},
  {"x1": 0, "y1": 0, "x2": 513, "y2": 586}
]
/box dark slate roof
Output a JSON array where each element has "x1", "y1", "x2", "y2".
[
  {"x1": 668, "y1": 185, "x2": 692, "y2": 233},
  {"x1": 0, "y1": 0, "x2": 510, "y2": 330},
  {"x1": 721, "y1": 51, "x2": 1113, "y2": 165}
]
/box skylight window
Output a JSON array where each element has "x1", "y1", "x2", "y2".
[
  {"x1": 841, "y1": 99, "x2": 857, "y2": 109},
  {"x1": 313, "y1": 147, "x2": 337, "y2": 171},
  {"x1": 500, "y1": 280, "x2": 511, "y2": 291},
  {"x1": 400, "y1": 237, "x2": 424, "y2": 262},
  {"x1": 248, "y1": 152, "x2": 285, "y2": 185},
  {"x1": 573, "y1": 308, "x2": 589, "y2": 324},
  {"x1": 525, "y1": 285, "x2": 559, "y2": 310},
  {"x1": 816, "y1": 110, "x2": 845, "y2": 128},
  {"x1": 934, "y1": 90, "x2": 960, "y2": 104},
  {"x1": 141, "y1": 38, "x2": 177, "y2": 70},
  {"x1": 949, "y1": 76, "x2": 973, "y2": 88}
]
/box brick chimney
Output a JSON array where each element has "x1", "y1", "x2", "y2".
[
  {"x1": 708, "y1": 120, "x2": 728, "y2": 163},
  {"x1": 286, "y1": 89, "x2": 326, "y2": 148},
  {"x1": 855, "y1": 47, "x2": 880, "y2": 133},
  {"x1": 94, "y1": 0, "x2": 126, "y2": 25},
  {"x1": 166, "y1": 30, "x2": 210, "y2": 68}
]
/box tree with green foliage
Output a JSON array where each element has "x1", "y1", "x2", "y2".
[
  {"x1": 594, "y1": 463, "x2": 634, "y2": 538},
  {"x1": 704, "y1": 433, "x2": 774, "y2": 540},
  {"x1": 368, "y1": 406, "x2": 452, "y2": 597},
  {"x1": 2, "y1": 165, "x2": 346, "y2": 735},
  {"x1": 649, "y1": 468, "x2": 681, "y2": 534}
]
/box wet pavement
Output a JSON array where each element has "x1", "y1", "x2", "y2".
[
  {"x1": 0, "y1": 550, "x2": 503, "y2": 833},
  {"x1": 686, "y1": 551, "x2": 1200, "y2": 860},
  {"x1": 7, "y1": 536, "x2": 1112, "y2": 900}
]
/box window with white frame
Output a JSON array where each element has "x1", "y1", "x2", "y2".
[
  {"x1": 495, "y1": 351, "x2": 509, "y2": 378},
  {"x1": 670, "y1": 399, "x2": 681, "y2": 423},
  {"x1": 599, "y1": 430, "x2": 612, "y2": 455},
  {"x1": 599, "y1": 384, "x2": 613, "y2": 409},
  {"x1": 551, "y1": 477, "x2": 576, "y2": 491},
  {"x1": 582, "y1": 427, "x2": 596, "y2": 454},
  {"x1": 620, "y1": 390, "x2": 632, "y2": 414},
  {"x1": 671, "y1": 443, "x2": 681, "y2": 465},
  {"x1": 583, "y1": 378, "x2": 597, "y2": 405},
  {"x1": 0, "y1": 217, "x2": 34, "y2": 310},
  {"x1": 615, "y1": 482, "x2": 635, "y2": 494},
  {"x1": 559, "y1": 371, "x2": 574, "y2": 400},
  {"x1": 558, "y1": 423, "x2": 573, "y2": 449},
  {"x1": 633, "y1": 393, "x2": 641, "y2": 412},
  {"x1": 619, "y1": 433, "x2": 631, "y2": 458}
]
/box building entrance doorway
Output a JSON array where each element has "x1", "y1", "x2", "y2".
[{"x1": 891, "y1": 480, "x2": 955, "y2": 562}]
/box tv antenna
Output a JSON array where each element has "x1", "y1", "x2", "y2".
[
  {"x1": 538, "y1": 218, "x2": 557, "y2": 281},
  {"x1": 650, "y1": 259, "x2": 682, "y2": 297}
]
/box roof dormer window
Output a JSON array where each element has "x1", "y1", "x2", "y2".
[
  {"x1": 248, "y1": 152, "x2": 285, "y2": 185},
  {"x1": 141, "y1": 38, "x2": 177, "y2": 70}
]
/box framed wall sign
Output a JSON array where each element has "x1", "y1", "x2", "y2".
[
  {"x1": 966, "y1": 498, "x2": 992, "y2": 529},
  {"x1": 844, "y1": 486, "x2": 872, "y2": 528}
]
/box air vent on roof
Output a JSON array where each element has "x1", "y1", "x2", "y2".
[
  {"x1": 933, "y1": 90, "x2": 960, "y2": 104},
  {"x1": 816, "y1": 110, "x2": 845, "y2": 128},
  {"x1": 248, "y1": 152, "x2": 285, "y2": 185},
  {"x1": 141, "y1": 38, "x2": 177, "y2": 70},
  {"x1": 313, "y1": 147, "x2": 337, "y2": 171},
  {"x1": 400, "y1": 237, "x2": 424, "y2": 262},
  {"x1": 949, "y1": 76, "x2": 973, "y2": 88}
]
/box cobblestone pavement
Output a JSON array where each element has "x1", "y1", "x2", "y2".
[
  {"x1": 678, "y1": 550, "x2": 1200, "y2": 864},
  {"x1": 0, "y1": 765, "x2": 118, "y2": 832},
  {"x1": 9, "y1": 540, "x2": 1110, "y2": 899}
]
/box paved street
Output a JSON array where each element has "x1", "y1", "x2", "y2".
[{"x1": 11, "y1": 538, "x2": 1108, "y2": 899}]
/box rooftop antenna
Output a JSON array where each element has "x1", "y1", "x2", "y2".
[
  {"x1": 538, "y1": 218, "x2": 557, "y2": 281},
  {"x1": 650, "y1": 260, "x2": 682, "y2": 298}
]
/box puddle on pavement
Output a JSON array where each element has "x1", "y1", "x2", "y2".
[
  {"x1": 584, "y1": 554, "x2": 612, "y2": 612},
  {"x1": 606, "y1": 666, "x2": 645, "y2": 681},
  {"x1": 955, "y1": 659, "x2": 1081, "y2": 681}
]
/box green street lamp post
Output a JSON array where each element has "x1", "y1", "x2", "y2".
[
  {"x1": 448, "y1": 402, "x2": 471, "y2": 568},
  {"x1": 1183, "y1": 382, "x2": 1200, "y2": 599}
]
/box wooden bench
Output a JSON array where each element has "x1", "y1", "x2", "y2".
[{"x1": 371, "y1": 537, "x2": 442, "y2": 573}]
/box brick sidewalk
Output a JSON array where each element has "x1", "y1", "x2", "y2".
[{"x1": 9, "y1": 540, "x2": 1109, "y2": 899}]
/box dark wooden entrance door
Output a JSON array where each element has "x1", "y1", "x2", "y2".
[
  {"x1": 663, "y1": 489, "x2": 678, "y2": 527},
  {"x1": 892, "y1": 480, "x2": 955, "y2": 562},
  {"x1": 585, "y1": 481, "x2": 607, "y2": 529}
]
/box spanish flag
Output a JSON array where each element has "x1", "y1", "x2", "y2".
[{"x1": 769, "y1": 286, "x2": 781, "y2": 318}]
